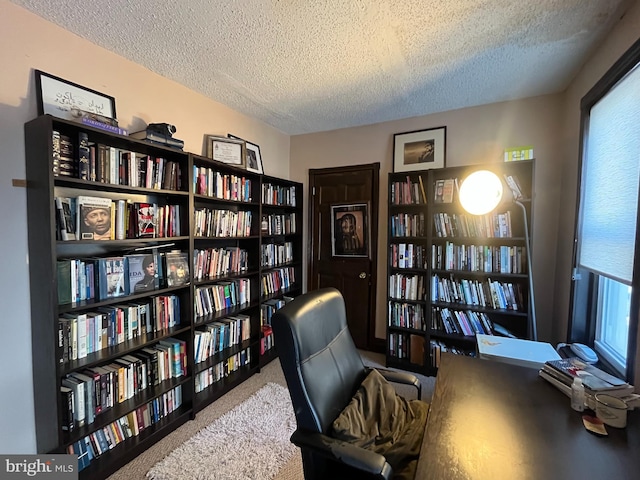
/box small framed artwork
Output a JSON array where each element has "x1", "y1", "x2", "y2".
[
  {"x1": 206, "y1": 135, "x2": 245, "y2": 168},
  {"x1": 331, "y1": 203, "x2": 369, "y2": 258},
  {"x1": 35, "y1": 69, "x2": 117, "y2": 121},
  {"x1": 393, "y1": 126, "x2": 446, "y2": 173},
  {"x1": 228, "y1": 134, "x2": 264, "y2": 174}
]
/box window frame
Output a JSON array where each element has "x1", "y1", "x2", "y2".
[{"x1": 568, "y1": 37, "x2": 640, "y2": 383}]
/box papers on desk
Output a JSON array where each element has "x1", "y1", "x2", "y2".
[
  {"x1": 539, "y1": 358, "x2": 640, "y2": 410},
  {"x1": 476, "y1": 334, "x2": 561, "y2": 369}
]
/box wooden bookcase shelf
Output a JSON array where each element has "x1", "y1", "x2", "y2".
[
  {"x1": 258, "y1": 175, "x2": 304, "y2": 368},
  {"x1": 386, "y1": 160, "x2": 535, "y2": 376},
  {"x1": 24, "y1": 114, "x2": 303, "y2": 479}
]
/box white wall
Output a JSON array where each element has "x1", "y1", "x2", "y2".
[{"x1": 0, "y1": 0, "x2": 290, "y2": 453}]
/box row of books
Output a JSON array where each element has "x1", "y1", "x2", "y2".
[
  {"x1": 194, "y1": 348, "x2": 251, "y2": 393},
  {"x1": 55, "y1": 195, "x2": 183, "y2": 241},
  {"x1": 431, "y1": 306, "x2": 495, "y2": 336},
  {"x1": 429, "y1": 339, "x2": 475, "y2": 368},
  {"x1": 390, "y1": 176, "x2": 427, "y2": 205},
  {"x1": 431, "y1": 274, "x2": 525, "y2": 311},
  {"x1": 388, "y1": 301, "x2": 425, "y2": 330},
  {"x1": 194, "y1": 278, "x2": 251, "y2": 318},
  {"x1": 261, "y1": 325, "x2": 275, "y2": 355},
  {"x1": 193, "y1": 208, "x2": 253, "y2": 238},
  {"x1": 52, "y1": 130, "x2": 75, "y2": 177},
  {"x1": 193, "y1": 165, "x2": 253, "y2": 202},
  {"x1": 53, "y1": 131, "x2": 183, "y2": 191},
  {"x1": 389, "y1": 332, "x2": 425, "y2": 364},
  {"x1": 433, "y1": 178, "x2": 456, "y2": 204},
  {"x1": 504, "y1": 173, "x2": 526, "y2": 199},
  {"x1": 58, "y1": 295, "x2": 180, "y2": 363},
  {"x1": 261, "y1": 267, "x2": 295, "y2": 296},
  {"x1": 262, "y1": 183, "x2": 296, "y2": 206},
  {"x1": 261, "y1": 241, "x2": 294, "y2": 268},
  {"x1": 433, "y1": 211, "x2": 514, "y2": 239},
  {"x1": 432, "y1": 173, "x2": 525, "y2": 204},
  {"x1": 389, "y1": 273, "x2": 426, "y2": 301},
  {"x1": 388, "y1": 332, "x2": 408, "y2": 360},
  {"x1": 260, "y1": 296, "x2": 294, "y2": 327},
  {"x1": 61, "y1": 338, "x2": 186, "y2": 430},
  {"x1": 68, "y1": 386, "x2": 182, "y2": 471},
  {"x1": 539, "y1": 358, "x2": 640, "y2": 410},
  {"x1": 390, "y1": 212, "x2": 426, "y2": 238},
  {"x1": 193, "y1": 247, "x2": 249, "y2": 282},
  {"x1": 261, "y1": 213, "x2": 297, "y2": 235},
  {"x1": 193, "y1": 314, "x2": 252, "y2": 363},
  {"x1": 433, "y1": 242, "x2": 527, "y2": 274},
  {"x1": 389, "y1": 243, "x2": 428, "y2": 269},
  {"x1": 56, "y1": 251, "x2": 190, "y2": 305}
]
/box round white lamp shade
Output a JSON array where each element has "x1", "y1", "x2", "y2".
[{"x1": 459, "y1": 170, "x2": 504, "y2": 215}]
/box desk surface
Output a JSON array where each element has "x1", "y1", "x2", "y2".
[{"x1": 416, "y1": 353, "x2": 640, "y2": 480}]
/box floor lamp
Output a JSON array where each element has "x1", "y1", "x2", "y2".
[{"x1": 458, "y1": 170, "x2": 538, "y2": 341}]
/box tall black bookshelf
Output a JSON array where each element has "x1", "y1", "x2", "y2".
[
  {"x1": 24, "y1": 114, "x2": 304, "y2": 478},
  {"x1": 190, "y1": 152, "x2": 263, "y2": 413},
  {"x1": 386, "y1": 160, "x2": 535, "y2": 376},
  {"x1": 258, "y1": 175, "x2": 304, "y2": 367}
]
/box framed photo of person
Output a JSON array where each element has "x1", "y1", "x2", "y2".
[
  {"x1": 35, "y1": 69, "x2": 117, "y2": 122},
  {"x1": 393, "y1": 126, "x2": 446, "y2": 172},
  {"x1": 331, "y1": 203, "x2": 369, "y2": 258},
  {"x1": 228, "y1": 134, "x2": 264, "y2": 174},
  {"x1": 206, "y1": 135, "x2": 245, "y2": 168}
]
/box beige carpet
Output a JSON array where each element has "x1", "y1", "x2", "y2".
[{"x1": 107, "y1": 350, "x2": 435, "y2": 480}]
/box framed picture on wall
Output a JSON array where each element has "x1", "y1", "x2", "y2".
[
  {"x1": 228, "y1": 134, "x2": 264, "y2": 174},
  {"x1": 393, "y1": 126, "x2": 446, "y2": 172},
  {"x1": 331, "y1": 203, "x2": 369, "y2": 258},
  {"x1": 35, "y1": 69, "x2": 117, "y2": 122}
]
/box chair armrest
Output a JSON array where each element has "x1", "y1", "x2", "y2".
[
  {"x1": 373, "y1": 368, "x2": 422, "y2": 400},
  {"x1": 290, "y1": 429, "x2": 393, "y2": 480}
]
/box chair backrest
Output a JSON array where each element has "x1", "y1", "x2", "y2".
[{"x1": 272, "y1": 287, "x2": 367, "y2": 434}]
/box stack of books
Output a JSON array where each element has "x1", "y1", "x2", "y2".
[{"x1": 539, "y1": 357, "x2": 640, "y2": 409}]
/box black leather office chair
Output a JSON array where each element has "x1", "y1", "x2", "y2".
[{"x1": 272, "y1": 287, "x2": 428, "y2": 480}]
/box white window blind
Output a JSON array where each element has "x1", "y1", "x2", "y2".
[{"x1": 578, "y1": 63, "x2": 640, "y2": 285}]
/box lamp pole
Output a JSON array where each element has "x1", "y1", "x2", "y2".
[{"x1": 515, "y1": 200, "x2": 537, "y2": 341}]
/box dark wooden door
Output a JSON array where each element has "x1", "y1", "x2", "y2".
[{"x1": 308, "y1": 163, "x2": 379, "y2": 350}]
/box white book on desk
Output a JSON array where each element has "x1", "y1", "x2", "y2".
[{"x1": 476, "y1": 334, "x2": 561, "y2": 369}]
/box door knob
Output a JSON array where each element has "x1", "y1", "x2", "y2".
[{"x1": 359, "y1": 272, "x2": 367, "y2": 279}]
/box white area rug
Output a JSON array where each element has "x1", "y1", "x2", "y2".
[{"x1": 147, "y1": 383, "x2": 297, "y2": 480}]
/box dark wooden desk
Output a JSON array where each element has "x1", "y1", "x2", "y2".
[{"x1": 416, "y1": 353, "x2": 640, "y2": 479}]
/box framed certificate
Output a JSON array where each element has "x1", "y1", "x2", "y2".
[{"x1": 206, "y1": 136, "x2": 245, "y2": 167}]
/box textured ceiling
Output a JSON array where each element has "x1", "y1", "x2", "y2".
[{"x1": 9, "y1": 0, "x2": 634, "y2": 135}]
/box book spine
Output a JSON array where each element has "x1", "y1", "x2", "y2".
[
  {"x1": 52, "y1": 130, "x2": 61, "y2": 176},
  {"x1": 60, "y1": 386, "x2": 75, "y2": 431},
  {"x1": 115, "y1": 200, "x2": 126, "y2": 240},
  {"x1": 78, "y1": 132, "x2": 90, "y2": 180},
  {"x1": 81, "y1": 116, "x2": 129, "y2": 136}
]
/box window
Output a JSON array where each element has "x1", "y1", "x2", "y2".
[
  {"x1": 570, "y1": 39, "x2": 640, "y2": 380},
  {"x1": 594, "y1": 277, "x2": 631, "y2": 374}
]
